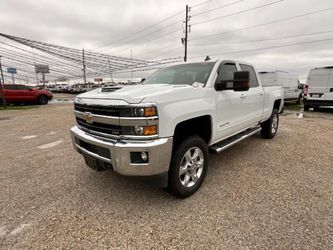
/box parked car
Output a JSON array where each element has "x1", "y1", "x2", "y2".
[
  {"x1": 1, "y1": 84, "x2": 53, "y2": 105},
  {"x1": 70, "y1": 60, "x2": 283, "y2": 198},
  {"x1": 259, "y1": 71, "x2": 301, "y2": 104},
  {"x1": 304, "y1": 66, "x2": 333, "y2": 111}
]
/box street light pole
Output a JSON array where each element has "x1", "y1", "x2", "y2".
[{"x1": 0, "y1": 55, "x2": 7, "y2": 108}]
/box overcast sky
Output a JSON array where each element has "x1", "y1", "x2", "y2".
[{"x1": 1, "y1": 0, "x2": 333, "y2": 81}]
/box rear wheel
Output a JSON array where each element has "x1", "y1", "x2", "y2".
[
  {"x1": 38, "y1": 95, "x2": 48, "y2": 105},
  {"x1": 167, "y1": 136, "x2": 208, "y2": 198},
  {"x1": 260, "y1": 109, "x2": 279, "y2": 139}
]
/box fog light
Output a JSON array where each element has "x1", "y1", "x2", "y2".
[
  {"x1": 134, "y1": 126, "x2": 144, "y2": 135},
  {"x1": 130, "y1": 152, "x2": 149, "y2": 163},
  {"x1": 141, "y1": 152, "x2": 148, "y2": 161}
]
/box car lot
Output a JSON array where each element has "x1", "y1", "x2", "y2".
[{"x1": 0, "y1": 103, "x2": 332, "y2": 249}]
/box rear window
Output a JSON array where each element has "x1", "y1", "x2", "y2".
[
  {"x1": 4, "y1": 85, "x2": 18, "y2": 90},
  {"x1": 240, "y1": 64, "x2": 259, "y2": 88},
  {"x1": 308, "y1": 69, "x2": 333, "y2": 86},
  {"x1": 4, "y1": 85, "x2": 30, "y2": 90}
]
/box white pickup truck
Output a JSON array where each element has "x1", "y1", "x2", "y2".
[{"x1": 71, "y1": 60, "x2": 283, "y2": 198}]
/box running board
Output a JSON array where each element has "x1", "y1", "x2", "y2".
[{"x1": 210, "y1": 127, "x2": 261, "y2": 154}]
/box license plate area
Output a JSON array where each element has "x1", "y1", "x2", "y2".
[
  {"x1": 83, "y1": 154, "x2": 113, "y2": 171},
  {"x1": 75, "y1": 138, "x2": 111, "y2": 160}
]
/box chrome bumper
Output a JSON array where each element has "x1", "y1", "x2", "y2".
[{"x1": 70, "y1": 126, "x2": 173, "y2": 176}]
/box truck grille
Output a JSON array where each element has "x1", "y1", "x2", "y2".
[
  {"x1": 74, "y1": 103, "x2": 120, "y2": 117},
  {"x1": 76, "y1": 118, "x2": 121, "y2": 136}
]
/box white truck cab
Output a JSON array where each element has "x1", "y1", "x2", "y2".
[
  {"x1": 71, "y1": 59, "x2": 283, "y2": 198},
  {"x1": 304, "y1": 66, "x2": 333, "y2": 110},
  {"x1": 259, "y1": 71, "x2": 301, "y2": 104}
]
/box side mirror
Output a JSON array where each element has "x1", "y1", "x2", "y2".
[{"x1": 233, "y1": 71, "x2": 250, "y2": 92}]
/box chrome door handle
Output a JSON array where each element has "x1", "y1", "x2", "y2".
[
  {"x1": 240, "y1": 94, "x2": 247, "y2": 98},
  {"x1": 259, "y1": 91, "x2": 264, "y2": 96}
]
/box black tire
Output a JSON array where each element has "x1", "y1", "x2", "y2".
[
  {"x1": 167, "y1": 136, "x2": 208, "y2": 198},
  {"x1": 304, "y1": 105, "x2": 310, "y2": 111},
  {"x1": 38, "y1": 95, "x2": 48, "y2": 105},
  {"x1": 260, "y1": 109, "x2": 279, "y2": 139}
]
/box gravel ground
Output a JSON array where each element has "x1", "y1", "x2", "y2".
[{"x1": 0, "y1": 104, "x2": 332, "y2": 249}]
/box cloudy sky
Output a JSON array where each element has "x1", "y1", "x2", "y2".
[{"x1": 0, "y1": 0, "x2": 333, "y2": 81}]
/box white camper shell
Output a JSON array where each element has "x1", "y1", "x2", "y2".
[
  {"x1": 259, "y1": 71, "x2": 301, "y2": 104},
  {"x1": 304, "y1": 66, "x2": 333, "y2": 110}
]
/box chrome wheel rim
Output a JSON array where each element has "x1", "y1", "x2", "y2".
[
  {"x1": 179, "y1": 147, "x2": 204, "y2": 188},
  {"x1": 271, "y1": 113, "x2": 278, "y2": 134}
]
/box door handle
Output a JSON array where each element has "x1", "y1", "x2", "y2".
[
  {"x1": 240, "y1": 94, "x2": 247, "y2": 98},
  {"x1": 259, "y1": 90, "x2": 264, "y2": 96}
]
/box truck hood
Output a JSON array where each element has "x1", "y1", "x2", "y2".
[{"x1": 77, "y1": 84, "x2": 195, "y2": 104}]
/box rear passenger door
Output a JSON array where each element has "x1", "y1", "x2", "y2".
[{"x1": 239, "y1": 64, "x2": 264, "y2": 127}]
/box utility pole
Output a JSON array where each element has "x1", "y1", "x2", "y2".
[
  {"x1": 11, "y1": 72, "x2": 15, "y2": 84},
  {"x1": 182, "y1": 5, "x2": 191, "y2": 62},
  {"x1": 0, "y1": 55, "x2": 7, "y2": 109},
  {"x1": 82, "y1": 49, "x2": 87, "y2": 85},
  {"x1": 130, "y1": 49, "x2": 133, "y2": 83},
  {"x1": 107, "y1": 56, "x2": 113, "y2": 83},
  {"x1": 42, "y1": 73, "x2": 45, "y2": 87},
  {"x1": 31, "y1": 48, "x2": 39, "y2": 85}
]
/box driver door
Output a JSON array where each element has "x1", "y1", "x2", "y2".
[{"x1": 214, "y1": 63, "x2": 248, "y2": 141}]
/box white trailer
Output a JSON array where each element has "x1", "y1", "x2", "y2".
[
  {"x1": 304, "y1": 66, "x2": 333, "y2": 110},
  {"x1": 259, "y1": 71, "x2": 301, "y2": 104}
]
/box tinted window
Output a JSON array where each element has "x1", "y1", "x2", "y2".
[
  {"x1": 215, "y1": 63, "x2": 237, "y2": 89},
  {"x1": 17, "y1": 85, "x2": 30, "y2": 90},
  {"x1": 240, "y1": 64, "x2": 259, "y2": 87},
  {"x1": 4, "y1": 85, "x2": 19, "y2": 90}
]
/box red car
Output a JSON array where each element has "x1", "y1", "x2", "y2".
[{"x1": 1, "y1": 84, "x2": 53, "y2": 105}]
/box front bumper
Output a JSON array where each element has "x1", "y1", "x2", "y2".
[{"x1": 70, "y1": 126, "x2": 173, "y2": 176}]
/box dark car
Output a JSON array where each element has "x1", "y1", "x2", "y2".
[{"x1": 1, "y1": 84, "x2": 53, "y2": 105}]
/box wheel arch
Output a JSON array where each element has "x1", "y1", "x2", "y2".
[{"x1": 172, "y1": 115, "x2": 212, "y2": 151}]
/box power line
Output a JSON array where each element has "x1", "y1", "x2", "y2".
[
  {"x1": 94, "y1": 10, "x2": 184, "y2": 53},
  {"x1": 190, "y1": 7, "x2": 333, "y2": 41},
  {"x1": 192, "y1": 0, "x2": 244, "y2": 17},
  {"x1": 93, "y1": 0, "x2": 226, "y2": 53},
  {"x1": 102, "y1": 19, "x2": 183, "y2": 54},
  {"x1": 190, "y1": 37, "x2": 333, "y2": 59},
  {"x1": 106, "y1": 28, "x2": 183, "y2": 55},
  {"x1": 192, "y1": 0, "x2": 284, "y2": 26},
  {"x1": 192, "y1": 0, "x2": 214, "y2": 8},
  {"x1": 190, "y1": 29, "x2": 333, "y2": 46}
]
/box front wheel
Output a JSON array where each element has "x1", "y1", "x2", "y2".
[
  {"x1": 260, "y1": 109, "x2": 279, "y2": 139},
  {"x1": 167, "y1": 136, "x2": 208, "y2": 198},
  {"x1": 38, "y1": 95, "x2": 48, "y2": 105}
]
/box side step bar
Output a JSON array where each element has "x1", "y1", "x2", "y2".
[{"x1": 210, "y1": 126, "x2": 261, "y2": 154}]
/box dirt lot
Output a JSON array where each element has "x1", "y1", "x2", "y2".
[{"x1": 0, "y1": 103, "x2": 332, "y2": 249}]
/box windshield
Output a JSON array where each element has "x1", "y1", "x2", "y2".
[{"x1": 144, "y1": 62, "x2": 215, "y2": 85}]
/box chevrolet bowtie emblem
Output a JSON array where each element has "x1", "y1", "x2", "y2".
[{"x1": 83, "y1": 112, "x2": 93, "y2": 124}]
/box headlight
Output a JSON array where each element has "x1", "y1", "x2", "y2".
[
  {"x1": 74, "y1": 97, "x2": 83, "y2": 103},
  {"x1": 120, "y1": 105, "x2": 157, "y2": 117}
]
